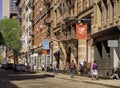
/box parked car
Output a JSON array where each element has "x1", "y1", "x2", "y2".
[
  {"x1": 5, "y1": 63, "x2": 14, "y2": 70},
  {"x1": 1, "y1": 64, "x2": 7, "y2": 69},
  {"x1": 14, "y1": 64, "x2": 27, "y2": 72}
]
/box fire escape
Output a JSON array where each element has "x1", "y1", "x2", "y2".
[
  {"x1": 56, "y1": 0, "x2": 76, "y2": 42},
  {"x1": 54, "y1": 0, "x2": 77, "y2": 64},
  {"x1": 43, "y1": 0, "x2": 51, "y2": 37}
]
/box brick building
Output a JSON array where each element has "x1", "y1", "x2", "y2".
[{"x1": 17, "y1": 0, "x2": 120, "y2": 77}]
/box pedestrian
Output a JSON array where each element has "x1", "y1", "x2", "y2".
[
  {"x1": 46, "y1": 62, "x2": 50, "y2": 71},
  {"x1": 78, "y1": 64, "x2": 83, "y2": 76},
  {"x1": 53, "y1": 60, "x2": 58, "y2": 75},
  {"x1": 91, "y1": 60, "x2": 98, "y2": 80},
  {"x1": 69, "y1": 60, "x2": 76, "y2": 78},
  {"x1": 27, "y1": 63, "x2": 30, "y2": 72},
  {"x1": 41, "y1": 63, "x2": 45, "y2": 71},
  {"x1": 49, "y1": 63, "x2": 53, "y2": 71},
  {"x1": 32, "y1": 64, "x2": 34, "y2": 71},
  {"x1": 110, "y1": 67, "x2": 120, "y2": 79}
]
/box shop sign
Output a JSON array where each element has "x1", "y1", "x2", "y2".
[
  {"x1": 108, "y1": 40, "x2": 118, "y2": 47},
  {"x1": 42, "y1": 39, "x2": 50, "y2": 50}
]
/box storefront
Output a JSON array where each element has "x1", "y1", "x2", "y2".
[{"x1": 91, "y1": 26, "x2": 120, "y2": 77}]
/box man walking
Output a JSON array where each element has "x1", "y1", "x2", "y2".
[
  {"x1": 91, "y1": 60, "x2": 98, "y2": 80},
  {"x1": 69, "y1": 60, "x2": 76, "y2": 78}
]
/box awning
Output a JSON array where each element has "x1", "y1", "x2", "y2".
[
  {"x1": 90, "y1": 26, "x2": 120, "y2": 38},
  {"x1": 90, "y1": 26, "x2": 120, "y2": 42}
]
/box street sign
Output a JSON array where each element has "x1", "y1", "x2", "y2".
[
  {"x1": 108, "y1": 40, "x2": 118, "y2": 47},
  {"x1": 42, "y1": 39, "x2": 50, "y2": 49}
]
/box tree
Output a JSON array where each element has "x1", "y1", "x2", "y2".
[
  {"x1": 0, "y1": 18, "x2": 22, "y2": 63},
  {"x1": 0, "y1": 32, "x2": 5, "y2": 45},
  {"x1": 0, "y1": 55, "x2": 4, "y2": 64}
]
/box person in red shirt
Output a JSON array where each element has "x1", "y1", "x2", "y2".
[{"x1": 69, "y1": 60, "x2": 76, "y2": 78}]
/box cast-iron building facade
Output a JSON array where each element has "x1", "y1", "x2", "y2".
[{"x1": 17, "y1": 0, "x2": 120, "y2": 77}]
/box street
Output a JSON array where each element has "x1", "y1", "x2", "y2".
[{"x1": 0, "y1": 69, "x2": 112, "y2": 88}]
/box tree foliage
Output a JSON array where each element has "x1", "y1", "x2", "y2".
[
  {"x1": 0, "y1": 18, "x2": 22, "y2": 55},
  {"x1": 0, "y1": 54, "x2": 4, "y2": 64}
]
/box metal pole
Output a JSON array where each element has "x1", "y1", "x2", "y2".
[
  {"x1": 26, "y1": 19, "x2": 29, "y2": 71},
  {"x1": 45, "y1": 54, "x2": 47, "y2": 71}
]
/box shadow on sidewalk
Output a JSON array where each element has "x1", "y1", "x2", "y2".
[
  {"x1": 0, "y1": 80, "x2": 18, "y2": 88},
  {"x1": 0, "y1": 69, "x2": 55, "y2": 88}
]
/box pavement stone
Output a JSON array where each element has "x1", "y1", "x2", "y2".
[
  {"x1": 40, "y1": 71, "x2": 120, "y2": 88},
  {"x1": 82, "y1": 80, "x2": 120, "y2": 88},
  {"x1": 1, "y1": 69, "x2": 120, "y2": 88}
]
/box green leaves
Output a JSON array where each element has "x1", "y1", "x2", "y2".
[
  {"x1": 0, "y1": 18, "x2": 21, "y2": 31},
  {"x1": 0, "y1": 18, "x2": 22, "y2": 54},
  {"x1": 0, "y1": 54, "x2": 4, "y2": 64}
]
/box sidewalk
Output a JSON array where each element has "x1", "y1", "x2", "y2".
[
  {"x1": 42, "y1": 72, "x2": 120, "y2": 88},
  {"x1": 82, "y1": 79, "x2": 120, "y2": 88}
]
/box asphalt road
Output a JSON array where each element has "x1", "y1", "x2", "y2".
[{"x1": 0, "y1": 69, "x2": 111, "y2": 88}]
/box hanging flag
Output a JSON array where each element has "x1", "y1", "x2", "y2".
[{"x1": 76, "y1": 24, "x2": 87, "y2": 39}]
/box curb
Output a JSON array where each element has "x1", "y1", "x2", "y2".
[
  {"x1": 55, "y1": 73, "x2": 120, "y2": 88},
  {"x1": 82, "y1": 80, "x2": 120, "y2": 88},
  {"x1": 38, "y1": 71, "x2": 120, "y2": 88},
  {"x1": 56, "y1": 76, "x2": 80, "y2": 82}
]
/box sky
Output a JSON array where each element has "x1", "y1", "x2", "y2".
[{"x1": 0, "y1": 0, "x2": 2, "y2": 20}]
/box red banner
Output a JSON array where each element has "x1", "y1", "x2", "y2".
[
  {"x1": 42, "y1": 50, "x2": 47, "y2": 54},
  {"x1": 76, "y1": 24, "x2": 87, "y2": 39}
]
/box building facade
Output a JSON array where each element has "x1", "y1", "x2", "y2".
[
  {"x1": 91, "y1": 0, "x2": 120, "y2": 77},
  {"x1": 2, "y1": 0, "x2": 10, "y2": 19},
  {"x1": 31, "y1": 0, "x2": 53, "y2": 71},
  {"x1": 16, "y1": 0, "x2": 34, "y2": 66},
  {"x1": 17, "y1": 0, "x2": 120, "y2": 77},
  {"x1": 16, "y1": 0, "x2": 26, "y2": 64},
  {"x1": 2, "y1": 0, "x2": 18, "y2": 19},
  {"x1": 10, "y1": 0, "x2": 18, "y2": 18}
]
